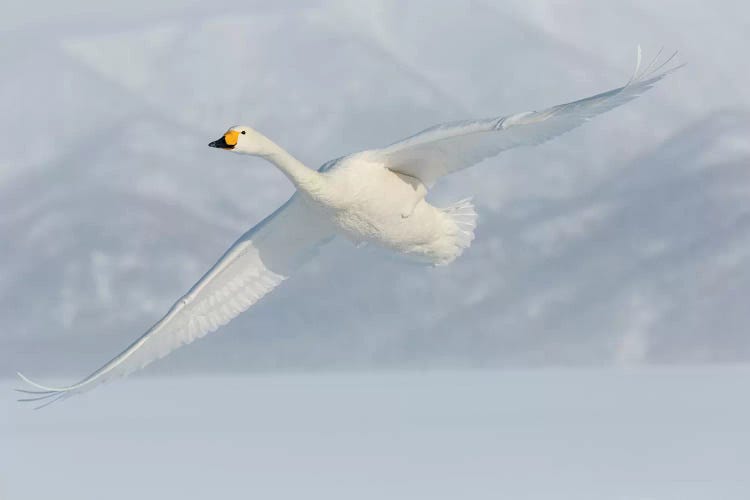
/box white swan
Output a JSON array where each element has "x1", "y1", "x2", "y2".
[{"x1": 18, "y1": 48, "x2": 680, "y2": 406}]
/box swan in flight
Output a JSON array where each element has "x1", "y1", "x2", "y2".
[{"x1": 18, "y1": 48, "x2": 680, "y2": 407}]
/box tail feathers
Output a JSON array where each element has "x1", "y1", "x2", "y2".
[{"x1": 439, "y1": 198, "x2": 477, "y2": 265}]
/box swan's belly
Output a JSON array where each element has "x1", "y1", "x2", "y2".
[
  {"x1": 318, "y1": 164, "x2": 458, "y2": 262},
  {"x1": 334, "y1": 200, "x2": 442, "y2": 248}
]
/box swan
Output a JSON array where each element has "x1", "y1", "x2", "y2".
[{"x1": 17, "y1": 48, "x2": 680, "y2": 407}]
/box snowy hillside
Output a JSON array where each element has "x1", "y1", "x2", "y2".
[{"x1": 2, "y1": 1, "x2": 749, "y2": 377}]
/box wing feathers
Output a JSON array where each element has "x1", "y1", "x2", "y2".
[
  {"x1": 17, "y1": 195, "x2": 332, "y2": 402},
  {"x1": 378, "y1": 47, "x2": 682, "y2": 186}
]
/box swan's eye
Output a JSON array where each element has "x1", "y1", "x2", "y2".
[{"x1": 241, "y1": 131, "x2": 246, "y2": 135}]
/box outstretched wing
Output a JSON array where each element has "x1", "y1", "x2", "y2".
[
  {"x1": 18, "y1": 195, "x2": 333, "y2": 406},
  {"x1": 376, "y1": 48, "x2": 682, "y2": 186}
]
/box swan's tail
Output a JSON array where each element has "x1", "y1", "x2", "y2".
[{"x1": 438, "y1": 198, "x2": 477, "y2": 265}]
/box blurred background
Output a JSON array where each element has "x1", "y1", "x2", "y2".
[
  {"x1": 2, "y1": 0, "x2": 749, "y2": 377},
  {"x1": 4, "y1": 2, "x2": 750, "y2": 499}
]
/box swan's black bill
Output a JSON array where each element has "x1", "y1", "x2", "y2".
[{"x1": 208, "y1": 136, "x2": 234, "y2": 149}]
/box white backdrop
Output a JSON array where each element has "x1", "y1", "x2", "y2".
[{"x1": 2, "y1": 0, "x2": 749, "y2": 377}]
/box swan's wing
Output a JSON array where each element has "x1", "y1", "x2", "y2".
[
  {"x1": 376, "y1": 48, "x2": 682, "y2": 187},
  {"x1": 17, "y1": 195, "x2": 333, "y2": 406}
]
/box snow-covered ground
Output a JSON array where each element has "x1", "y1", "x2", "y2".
[{"x1": 3, "y1": 367, "x2": 750, "y2": 499}]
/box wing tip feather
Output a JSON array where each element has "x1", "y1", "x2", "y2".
[
  {"x1": 15, "y1": 372, "x2": 73, "y2": 409},
  {"x1": 16, "y1": 371, "x2": 59, "y2": 392}
]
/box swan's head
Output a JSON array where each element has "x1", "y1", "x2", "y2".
[{"x1": 208, "y1": 126, "x2": 270, "y2": 156}]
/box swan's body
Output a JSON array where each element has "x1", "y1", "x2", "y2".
[
  {"x1": 309, "y1": 153, "x2": 475, "y2": 264},
  {"x1": 18, "y1": 48, "x2": 681, "y2": 406}
]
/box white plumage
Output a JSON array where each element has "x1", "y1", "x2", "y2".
[{"x1": 18, "y1": 47, "x2": 680, "y2": 407}]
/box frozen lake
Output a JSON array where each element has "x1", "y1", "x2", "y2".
[{"x1": 3, "y1": 367, "x2": 749, "y2": 499}]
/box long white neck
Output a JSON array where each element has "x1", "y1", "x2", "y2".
[{"x1": 258, "y1": 139, "x2": 322, "y2": 193}]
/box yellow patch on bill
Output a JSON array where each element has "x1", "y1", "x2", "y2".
[{"x1": 224, "y1": 130, "x2": 239, "y2": 146}]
